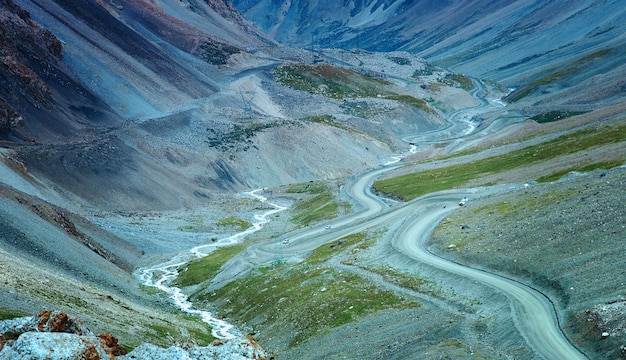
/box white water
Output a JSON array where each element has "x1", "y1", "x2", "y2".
[{"x1": 136, "y1": 189, "x2": 286, "y2": 339}]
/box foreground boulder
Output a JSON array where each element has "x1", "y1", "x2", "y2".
[
  {"x1": 0, "y1": 310, "x2": 269, "y2": 359},
  {"x1": 0, "y1": 310, "x2": 126, "y2": 359}
]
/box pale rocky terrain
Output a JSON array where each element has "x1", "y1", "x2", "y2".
[
  {"x1": 429, "y1": 166, "x2": 626, "y2": 359},
  {"x1": 0, "y1": 0, "x2": 625, "y2": 359}
]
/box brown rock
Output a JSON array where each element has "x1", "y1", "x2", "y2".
[
  {"x1": 98, "y1": 332, "x2": 127, "y2": 356},
  {"x1": 34, "y1": 310, "x2": 90, "y2": 335},
  {"x1": 82, "y1": 344, "x2": 101, "y2": 360}
]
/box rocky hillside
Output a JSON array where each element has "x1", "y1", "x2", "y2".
[
  {"x1": 233, "y1": 0, "x2": 626, "y2": 104},
  {"x1": 2, "y1": 0, "x2": 464, "y2": 212},
  {"x1": 0, "y1": 0, "x2": 624, "y2": 359}
]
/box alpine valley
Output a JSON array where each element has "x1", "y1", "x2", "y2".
[{"x1": 0, "y1": 0, "x2": 624, "y2": 359}]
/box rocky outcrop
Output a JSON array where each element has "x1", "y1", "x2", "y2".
[
  {"x1": 117, "y1": 335, "x2": 270, "y2": 360},
  {"x1": 0, "y1": 310, "x2": 127, "y2": 359},
  {"x1": 0, "y1": 310, "x2": 270, "y2": 360}
]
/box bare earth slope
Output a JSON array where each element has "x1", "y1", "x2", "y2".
[{"x1": 0, "y1": 0, "x2": 625, "y2": 359}]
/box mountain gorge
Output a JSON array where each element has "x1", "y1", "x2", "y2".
[{"x1": 0, "y1": 0, "x2": 624, "y2": 359}]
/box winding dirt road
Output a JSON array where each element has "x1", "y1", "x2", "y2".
[
  {"x1": 393, "y1": 200, "x2": 586, "y2": 359},
  {"x1": 246, "y1": 79, "x2": 588, "y2": 359},
  {"x1": 153, "y1": 75, "x2": 588, "y2": 358}
]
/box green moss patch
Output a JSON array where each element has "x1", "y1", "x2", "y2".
[
  {"x1": 273, "y1": 63, "x2": 433, "y2": 112},
  {"x1": 193, "y1": 234, "x2": 419, "y2": 347},
  {"x1": 373, "y1": 123, "x2": 626, "y2": 201},
  {"x1": 216, "y1": 216, "x2": 252, "y2": 231},
  {"x1": 173, "y1": 243, "x2": 247, "y2": 287},
  {"x1": 530, "y1": 110, "x2": 588, "y2": 123},
  {"x1": 0, "y1": 308, "x2": 28, "y2": 321},
  {"x1": 287, "y1": 181, "x2": 350, "y2": 227},
  {"x1": 537, "y1": 159, "x2": 624, "y2": 183}
]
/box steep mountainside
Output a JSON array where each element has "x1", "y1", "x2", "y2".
[
  {"x1": 233, "y1": 0, "x2": 626, "y2": 100},
  {"x1": 0, "y1": 0, "x2": 624, "y2": 359},
  {"x1": 3, "y1": 0, "x2": 440, "y2": 211}
]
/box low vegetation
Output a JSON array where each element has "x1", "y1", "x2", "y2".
[
  {"x1": 173, "y1": 243, "x2": 247, "y2": 287},
  {"x1": 507, "y1": 48, "x2": 613, "y2": 102},
  {"x1": 412, "y1": 63, "x2": 436, "y2": 77},
  {"x1": 443, "y1": 73, "x2": 474, "y2": 91},
  {"x1": 273, "y1": 63, "x2": 434, "y2": 112},
  {"x1": 207, "y1": 122, "x2": 279, "y2": 150},
  {"x1": 373, "y1": 123, "x2": 626, "y2": 200},
  {"x1": 196, "y1": 40, "x2": 240, "y2": 66},
  {"x1": 364, "y1": 265, "x2": 441, "y2": 297},
  {"x1": 287, "y1": 181, "x2": 350, "y2": 227},
  {"x1": 530, "y1": 110, "x2": 588, "y2": 123},
  {"x1": 536, "y1": 159, "x2": 624, "y2": 182},
  {"x1": 191, "y1": 233, "x2": 420, "y2": 347},
  {"x1": 305, "y1": 114, "x2": 364, "y2": 133},
  {"x1": 429, "y1": 167, "x2": 626, "y2": 359},
  {"x1": 216, "y1": 216, "x2": 252, "y2": 231},
  {"x1": 386, "y1": 56, "x2": 411, "y2": 65},
  {"x1": 134, "y1": 314, "x2": 215, "y2": 350},
  {"x1": 0, "y1": 308, "x2": 28, "y2": 321}
]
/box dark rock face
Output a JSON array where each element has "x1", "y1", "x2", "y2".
[
  {"x1": 0, "y1": 0, "x2": 61, "y2": 141},
  {"x1": 0, "y1": 0, "x2": 127, "y2": 144}
]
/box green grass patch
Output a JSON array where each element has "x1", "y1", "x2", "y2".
[
  {"x1": 273, "y1": 63, "x2": 433, "y2": 112},
  {"x1": 383, "y1": 93, "x2": 433, "y2": 112},
  {"x1": 0, "y1": 308, "x2": 28, "y2": 321},
  {"x1": 443, "y1": 73, "x2": 474, "y2": 91},
  {"x1": 285, "y1": 180, "x2": 328, "y2": 194},
  {"x1": 373, "y1": 123, "x2": 626, "y2": 200},
  {"x1": 187, "y1": 327, "x2": 215, "y2": 346},
  {"x1": 132, "y1": 314, "x2": 215, "y2": 350},
  {"x1": 287, "y1": 181, "x2": 349, "y2": 227},
  {"x1": 508, "y1": 67, "x2": 576, "y2": 102},
  {"x1": 207, "y1": 122, "x2": 277, "y2": 149},
  {"x1": 412, "y1": 64, "x2": 436, "y2": 77},
  {"x1": 306, "y1": 114, "x2": 364, "y2": 133},
  {"x1": 194, "y1": 234, "x2": 419, "y2": 347},
  {"x1": 173, "y1": 243, "x2": 247, "y2": 287},
  {"x1": 530, "y1": 110, "x2": 588, "y2": 123},
  {"x1": 216, "y1": 216, "x2": 251, "y2": 231},
  {"x1": 365, "y1": 265, "x2": 441, "y2": 297},
  {"x1": 291, "y1": 189, "x2": 339, "y2": 227},
  {"x1": 307, "y1": 233, "x2": 365, "y2": 263},
  {"x1": 139, "y1": 284, "x2": 168, "y2": 297},
  {"x1": 536, "y1": 160, "x2": 624, "y2": 183},
  {"x1": 273, "y1": 63, "x2": 384, "y2": 98}
]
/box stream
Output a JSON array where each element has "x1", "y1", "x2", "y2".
[{"x1": 135, "y1": 189, "x2": 286, "y2": 339}]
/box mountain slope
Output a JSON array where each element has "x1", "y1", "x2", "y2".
[
  {"x1": 232, "y1": 0, "x2": 626, "y2": 100},
  {"x1": 4, "y1": 0, "x2": 418, "y2": 211},
  {"x1": 0, "y1": 0, "x2": 624, "y2": 358}
]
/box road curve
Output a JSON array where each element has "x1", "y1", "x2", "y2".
[
  {"x1": 255, "y1": 169, "x2": 586, "y2": 358},
  {"x1": 391, "y1": 201, "x2": 586, "y2": 359},
  {"x1": 194, "y1": 73, "x2": 587, "y2": 357}
]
